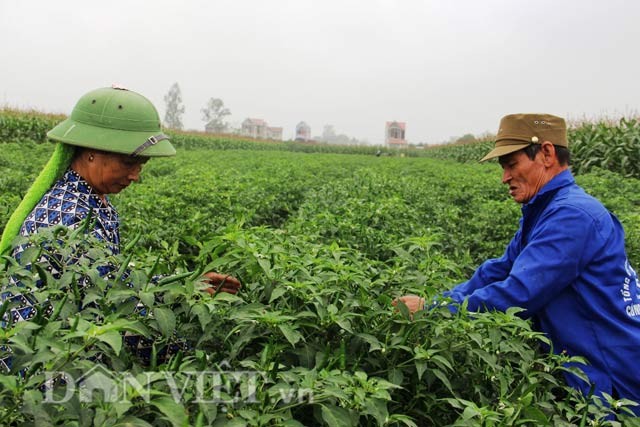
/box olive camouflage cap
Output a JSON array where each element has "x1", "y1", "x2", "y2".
[
  {"x1": 47, "y1": 86, "x2": 176, "y2": 157},
  {"x1": 480, "y1": 113, "x2": 567, "y2": 162}
]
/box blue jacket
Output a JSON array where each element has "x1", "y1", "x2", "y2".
[{"x1": 446, "y1": 169, "x2": 640, "y2": 401}]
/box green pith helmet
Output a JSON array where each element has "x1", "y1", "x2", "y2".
[{"x1": 47, "y1": 86, "x2": 176, "y2": 157}]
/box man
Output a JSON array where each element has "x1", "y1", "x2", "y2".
[{"x1": 397, "y1": 113, "x2": 640, "y2": 405}]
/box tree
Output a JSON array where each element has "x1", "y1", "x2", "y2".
[
  {"x1": 163, "y1": 83, "x2": 185, "y2": 130},
  {"x1": 456, "y1": 133, "x2": 478, "y2": 144},
  {"x1": 201, "y1": 98, "x2": 231, "y2": 133}
]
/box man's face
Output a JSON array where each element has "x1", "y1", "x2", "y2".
[{"x1": 498, "y1": 149, "x2": 547, "y2": 204}]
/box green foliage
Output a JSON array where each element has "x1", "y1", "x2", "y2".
[
  {"x1": 166, "y1": 131, "x2": 408, "y2": 157},
  {"x1": 1, "y1": 124, "x2": 640, "y2": 424},
  {"x1": 423, "y1": 117, "x2": 640, "y2": 179},
  {"x1": 3, "y1": 108, "x2": 640, "y2": 176},
  {"x1": 571, "y1": 118, "x2": 640, "y2": 178},
  {"x1": 0, "y1": 108, "x2": 421, "y2": 156},
  {"x1": 421, "y1": 140, "x2": 495, "y2": 163},
  {"x1": 0, "y1": 141, "x2": 53, "y2": 230},
  {"x1": 2, "y1": 226, "x2": 636, "y2": 425},
  {"x1": 0, "y1": 108, "x2": 65, "y2": 143}
]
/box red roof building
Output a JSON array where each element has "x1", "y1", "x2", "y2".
[
  {"x1": 385, "y1": 121, "x2": 407, "y2": 147},
  {"x1": 267, "y1": 127, "x2": 283, "y2": 141},
  {"x1": 241, "y1": 118, "x2": 269, "y2": 139}
]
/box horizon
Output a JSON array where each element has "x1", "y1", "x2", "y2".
[{"x1": 2, "y1": 0, "x2": 639, "y2": 145}]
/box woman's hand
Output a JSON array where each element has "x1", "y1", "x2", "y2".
[{"x1": 202, "y1": 272, "x2": 242, "y2": 295}]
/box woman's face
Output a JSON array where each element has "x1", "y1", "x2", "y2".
[{"x1": 85, "y1": 150, "x2": 149, "y2": 195}]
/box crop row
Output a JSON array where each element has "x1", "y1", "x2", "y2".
[
  {"x1": 3, "y1": 109, "x2": 640, "y2": 177},
  {"x1": 2, "y1": 141, "x2": 640, "y2": 424},
  {"x1": 421, "y1": 117, "x2": 640, "y2": 179}
]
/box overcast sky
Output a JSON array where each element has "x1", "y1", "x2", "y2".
[{"x1": 2, "y1": 0, "x2": 639, "y2": 144}]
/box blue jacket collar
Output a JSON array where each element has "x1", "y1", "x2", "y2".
[{"x1": 524, "y1": 169, "x2": 574, "y2": 207}]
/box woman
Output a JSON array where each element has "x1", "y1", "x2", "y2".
[{"x1": 0, "y1": 85, "x2": 240, "y2": 327}]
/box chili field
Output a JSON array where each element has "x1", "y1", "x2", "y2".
[{"x1": 1, "y1": 136, "x2": 640, "y2": 425}]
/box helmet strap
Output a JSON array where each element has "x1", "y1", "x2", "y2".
[{"x1": 131, "y1": 133, "x2": 170, "y2": 157}]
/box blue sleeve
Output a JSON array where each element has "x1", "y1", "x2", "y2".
[
  {"x1": 445, "y1": 229, "x2": 521, "y2": 300},
  {"x1": 448, "y1": 206, "x2": 595, "y2": 317}
]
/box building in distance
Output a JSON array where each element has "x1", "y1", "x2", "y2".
[
  {"x1": 267, "y1": 126, "x2": 283, "y2": 141},
  {"x1": 385, "y1": 121, "x2": 407, "y2": 148},
  {"x1": 241, "y1": 118, "x2": 282, "y2": 141},
  {"x1": 295, "y1": 121, "x2": 311, "y2": 142},
  {"x1": 241, "y1": 118, "x2": 268, "y2": 139}
]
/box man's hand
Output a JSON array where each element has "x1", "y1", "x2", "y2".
[
  {"x1": 392, "y1": 295, "x2": 425, "y2": 315},
  {"x1": 202, "y1": 272, "x2": 241, "y2": 295}
]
